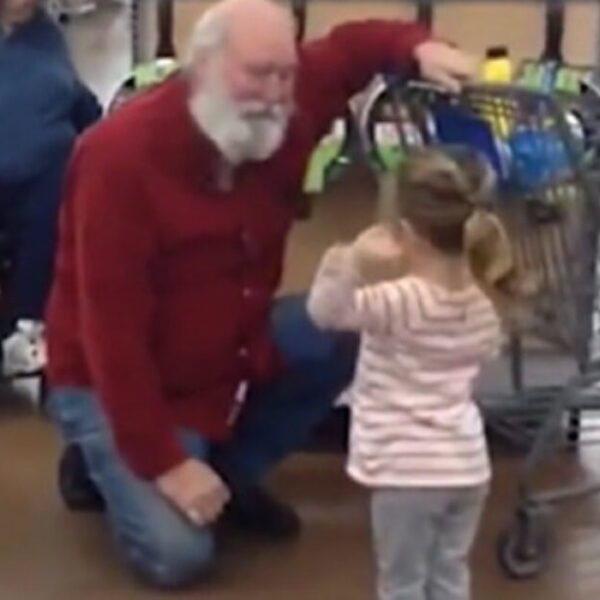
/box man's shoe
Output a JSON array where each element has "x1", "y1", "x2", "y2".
[
  {"x1": 223, "y1": 487, "x2": 301, "y2": 540},
  {"x1": 58, "y1": 444, "x2": 105, "y2": 512}
]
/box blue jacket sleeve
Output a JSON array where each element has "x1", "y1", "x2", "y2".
[
  {"x1": 0, "y1": 10, "x2": 101, "y2": 182},
  {"x1": 71, "y1": 81, "x2": 103, "y2": 132}
]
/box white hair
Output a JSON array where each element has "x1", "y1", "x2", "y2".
[
  {"x1": 185, "y1": 0, "x2": 288, "y2": 67},
  {"x1": 185, "y1": 7, "x2": 230, "y2": 67}
]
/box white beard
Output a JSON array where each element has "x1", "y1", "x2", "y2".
[{"x1": 188, "y1": 68, "x2": 291, "y2": 166}]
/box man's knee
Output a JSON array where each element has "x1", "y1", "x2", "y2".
[{"x1": 122, "y1": 521, "x2": 215, "y2": 589}]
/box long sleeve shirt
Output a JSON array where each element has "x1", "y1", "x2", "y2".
[{"x1": 308, "y1": 246, "x2": 502, "y2": 488}]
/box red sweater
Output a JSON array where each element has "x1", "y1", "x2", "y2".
[{"x1": 46, "y1": 20, "x2": 429, "y2": 479}]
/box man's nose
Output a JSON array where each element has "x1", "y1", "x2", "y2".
[{"x1": 262, "y1": 74, "x2": 290, "y2": 105}]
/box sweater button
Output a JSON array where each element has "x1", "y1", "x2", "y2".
[
  {"x1": 241, "y1": 230, "x2": 258, "y2": 257},
  {"x1": 239, "y1": 347, "x2": 249, "y2": 359},
  {"x1": 242, "y1": 287, "x2": 252, "y2": 299}
]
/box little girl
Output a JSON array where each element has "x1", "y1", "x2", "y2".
[{"x1": 308, "y1": 146, "x2": 524, "y2": 600}]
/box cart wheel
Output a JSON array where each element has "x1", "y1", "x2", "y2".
[
  {"x1": 497, "y1": 509, "x2": 551, "y2": 579},
  {"x1": 567, "y1": 409, "x2": 581, "y2": 445}
]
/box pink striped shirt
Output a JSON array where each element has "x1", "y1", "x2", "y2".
[{"x1": 308, "y1": 246, "x2": 502, "y2": 488}]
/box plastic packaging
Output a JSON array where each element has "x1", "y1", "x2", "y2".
[{"x1": 481, "y1": 47, "x2": 514, "y2": 84}]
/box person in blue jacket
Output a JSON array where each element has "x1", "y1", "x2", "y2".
[{"x1": 0, "y1": 0, "x2": 101, "y2": 377}]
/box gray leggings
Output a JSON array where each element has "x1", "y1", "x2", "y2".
[{"x1": 371, "y1": 485, "x2": 488, "y2": 600}]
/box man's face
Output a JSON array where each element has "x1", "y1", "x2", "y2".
[
  {"x1": 188, "y1": 20, "x2": 298, "y2": 165},
  {"x1": 223, "y1": 30, "x2": 297, "y2": 111}
]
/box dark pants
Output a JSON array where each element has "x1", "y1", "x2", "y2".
[
  {"x1": 47, "y1": 295, "x2": 358, "y2": 588},
  {"x1": 0, "y1": 153, "x2": 67, "y2": 331}
]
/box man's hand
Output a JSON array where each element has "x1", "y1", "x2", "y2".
[
  {"x1": 156, "y1": 459, "x2": 230, "y2": 526},
  {"x1": 414, "y1": 41, "x2": 479, "y2": 93}
]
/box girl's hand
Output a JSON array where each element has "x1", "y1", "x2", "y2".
[
  {"x1": 352, "y1": 225, "x2": 405, "y2": 283},
  {"x1": 353, "y1": 225, "x2": 401, "y2": 256}
]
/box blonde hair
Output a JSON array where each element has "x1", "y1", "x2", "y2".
[{"x1": 381, "y1": 146, "x2": 533, "y2": 326}]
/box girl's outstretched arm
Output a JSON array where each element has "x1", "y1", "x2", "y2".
[{"x1": 308, "y1": 245, "x2": 402, "y2": 336}]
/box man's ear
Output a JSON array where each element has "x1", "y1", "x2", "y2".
[
  {"x1": 188, "y1": 50, "x2": 218, "y2": 88},
  {"x1": 189, "y1": 56, "x2": 207, "y2": 87}
]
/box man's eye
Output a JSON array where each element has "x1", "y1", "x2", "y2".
[{"x1": 246, "y1": 65, "x2": 296, "y2": 82}]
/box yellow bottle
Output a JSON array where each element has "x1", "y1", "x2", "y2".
[
  {"x1": 481, "y1": 47, "x2": 513, "y2": 138},
  {"x1": 481, "y1": 46, "x2": 513, "y2": 84}
]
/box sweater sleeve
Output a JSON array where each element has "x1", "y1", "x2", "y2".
[
  {"x1": 298, "y1": 19, "x2": 430, "y2": 139},
  {"x1": 71, "y1": 81, "x2": 102, "y2": 133},
  {"x1": 69, "y1": 140, "x2": 187, "y2": 479},
  {"x1": 308, "y1": 245, "x2": 402, "y2": 336}
]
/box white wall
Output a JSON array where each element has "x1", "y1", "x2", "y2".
[{"x1": 61, "y1": 0, "x2": 159, "y2": 107}]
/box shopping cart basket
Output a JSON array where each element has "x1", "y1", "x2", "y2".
[{"x1": 361, "y1": 79, "x2": 600, "y2": 580}]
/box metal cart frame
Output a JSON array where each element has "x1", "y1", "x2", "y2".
[{"x1": 361, "y1": 79, "x2": 600, "y2": 579}]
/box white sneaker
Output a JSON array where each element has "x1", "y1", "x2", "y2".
[
  {"x1": 2, "y1": 320, "x2": 47, "y2": 377},
  {"x1": 11, "y1": 376, "x2": 44, "y2": 410}
]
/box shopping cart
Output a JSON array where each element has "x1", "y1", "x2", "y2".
[{"x1": 360, "y1": 78, "x2": 600, "y2": 580}]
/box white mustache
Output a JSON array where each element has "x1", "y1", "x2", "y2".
[
  {"x1": 240, "y1": 103, "x2": 289, "y2": 121},
  {"x1": 188, "y1": 82, "x2": 292, "y2": 164}
]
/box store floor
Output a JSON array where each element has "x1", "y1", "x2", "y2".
[{"x1": 2, "y1": 173, "x2": 600, "y2": 600}]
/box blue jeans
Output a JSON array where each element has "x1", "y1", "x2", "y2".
[{"x1": 47, "y1": 295, "x2": 357, "y2": 588}]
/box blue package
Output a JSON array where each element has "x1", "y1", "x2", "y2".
[
  {"x1": 508, "y1": 128, "x2": 571, "y2": 190},
  {"x1": 432, "y1": 103, "x2": 510, "y2": 182}
]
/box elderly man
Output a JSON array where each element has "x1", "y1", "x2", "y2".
[{"x1": 46, "y1": 0, "x2": 477, "y2": 589}]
